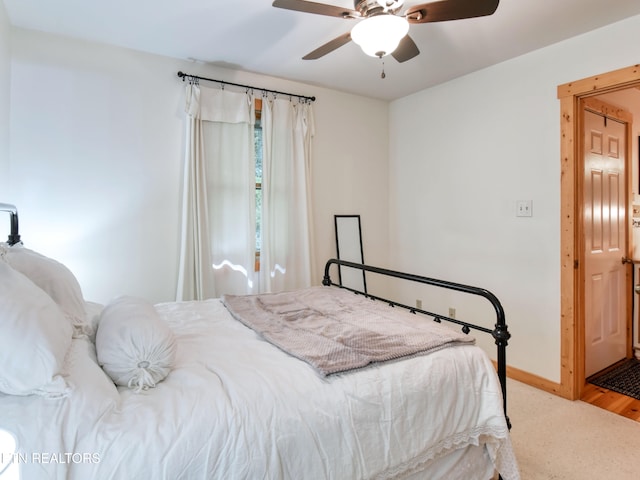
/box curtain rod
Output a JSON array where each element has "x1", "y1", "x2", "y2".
[{"x1": 177, "y1": 71, "x2": 316, "y2": 103}]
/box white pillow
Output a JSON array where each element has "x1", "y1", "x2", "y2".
[
  {"x1": 1, "y1": 245, "x2": 88, "y2": 337},
  {"x1": 96, "y1": 296, "x2": 176, "y2": 392},
  {"x1": 0, "y1": 261, "x2": 72, "y2": 396},
  {"x1": 84, "y1": 301, "x2": 104, "y2": 343}
]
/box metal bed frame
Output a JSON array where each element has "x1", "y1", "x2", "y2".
[
  {"x1": 323, "y1": 258, "x2": 511, "y2": 430},
  {"x1": 0, "y1": 203, "x2": 21, "y2": 246}
]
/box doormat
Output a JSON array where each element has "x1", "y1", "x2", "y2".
[{"x1": 589, "y1": 358, "x2": 640, "y2": 401}]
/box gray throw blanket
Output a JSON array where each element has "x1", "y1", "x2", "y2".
[{"x1": 222, "y1": 286, "x2": 475, "y2": 376}]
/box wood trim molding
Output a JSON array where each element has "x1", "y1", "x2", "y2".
[
  {"x1": 556, "y1": 64, "x2": 640, "y2": 400},
  {"x1": 558, "y1": 93, "x2": 578, "y2": 399},
  {"x1": 582, "y1": 97, "x2": 633, "y2": 123},
  {"x1": 506, "y1": 365, "x2": 563, "y2": 396},
  {"x1": 491, "y1": 360, "x2": 563, "y2": 395},
  {"x1": 557, "y1": 65, "x2": 640, "y2": 99}
]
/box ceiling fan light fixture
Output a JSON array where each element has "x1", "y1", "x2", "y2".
[{"x1": 351, "y1": 14, "x2": 409, "y2": 58}]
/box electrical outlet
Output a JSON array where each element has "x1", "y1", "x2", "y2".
[
  {"x1": 416, "y1": 299, "x2": 422, "y2": 309},
  {"x1": 448, "y1": 307, "x2": 456, "y2": 319}
]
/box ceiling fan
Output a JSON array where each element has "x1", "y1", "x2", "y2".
[{"x1": 273, "y1": 0, "x2": 500, "y2": 63}]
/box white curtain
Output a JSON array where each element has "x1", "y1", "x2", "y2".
[
  {"x1": 177, "y1": 84, "x2": 255, "y2": 300},
  {"x1": 259, "y1": 97, "x2": 314, "y2": 292}
]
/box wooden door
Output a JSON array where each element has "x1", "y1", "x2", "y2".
[{"x1": 583, "y1": 100, "x2": 629, "y2": 378}]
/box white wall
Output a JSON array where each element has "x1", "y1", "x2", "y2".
[
  {"x1": 7, "y1": 28, "x2": 389, "y2": 304},
  {"x1": 0, "y1": 2, "x2": 9, "y2": 197},
  {"x1": 310, "y1": 89, "x2": 389, "y2": 290},
  {"x1": 389, "y1": 14, "x2": 640, "y2": 383}
]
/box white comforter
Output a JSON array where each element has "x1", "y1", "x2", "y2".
[{"x1": 0, "y1": 298, "x2": 519, "y2": 479}]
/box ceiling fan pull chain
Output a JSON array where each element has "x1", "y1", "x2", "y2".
[{"x1": 381, "y1": 59, "x2": 386, "y2": 79}]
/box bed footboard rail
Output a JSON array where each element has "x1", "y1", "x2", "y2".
[
  {"x1": 0, "y1": 203, "x2": 21, "y2": 246},
  {"x1": 322, "y1": 258, "x2": 511, "y2": 428}
]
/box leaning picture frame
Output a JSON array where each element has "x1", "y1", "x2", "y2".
[{"x1": 334, "y1": 214, "x2": 367, "y2": 293}]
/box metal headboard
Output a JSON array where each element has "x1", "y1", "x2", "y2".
[{"x1": 0, "y1": 203, "x2": 21, "y2": 245}]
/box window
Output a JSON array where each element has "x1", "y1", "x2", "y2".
[{"x1": 254, "y1": 99, "x2": 263, "y2": 271}]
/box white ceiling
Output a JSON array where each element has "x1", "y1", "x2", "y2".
[{"x1": 4, "y1": 0, "x2": 640, "y2": 101}]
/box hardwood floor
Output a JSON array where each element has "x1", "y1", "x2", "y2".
[{"x1": 581, "y1": 382, "x2": 640, "y2": 422}]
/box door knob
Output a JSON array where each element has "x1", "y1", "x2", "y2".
[{"x1": 635, "y1": 284, "x2": 640, "y2": 294}]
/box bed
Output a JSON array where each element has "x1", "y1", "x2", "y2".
[{"x1": 0, "y1": 204, "x2": 519, "y2": 480}]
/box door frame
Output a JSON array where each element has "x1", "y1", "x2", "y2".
[{"x1": 558, "y1": 64, "x2": 640, "y2": 400}]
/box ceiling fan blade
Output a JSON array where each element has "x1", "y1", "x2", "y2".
[
  {"x1": 405, "y1": 0, "x2": 499, "y2": 24},
  {"x1": 392, "y1": 35, "x2": 420, "y2": 63},
  {"x1": 303, "y1": 32, "x2": 352, "y2": 60},
  {"x1": 273, "y1": 0, "x2": 360, "y2": 19}
]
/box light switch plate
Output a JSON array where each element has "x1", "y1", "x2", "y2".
[{"x1": 516, "y1": 200, "x2": 533, "y2": 217}]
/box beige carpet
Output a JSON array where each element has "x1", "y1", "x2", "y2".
[{"x1": 507, "y1": 378, "x2": 640, "y2": 479}]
